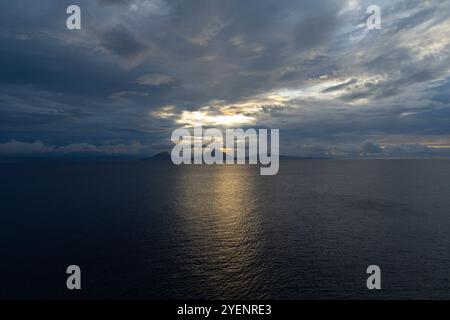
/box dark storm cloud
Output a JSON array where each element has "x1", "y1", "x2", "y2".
[
  {"x1": 99, "y1": 25, "x2": 148, "y2": 58},
  {"x1": 0, "y1": 0, "x2": 449, "y2": 156}
]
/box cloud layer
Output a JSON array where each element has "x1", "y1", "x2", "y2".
[
  {"x1": 0, "y1": 0, "x2": 449, "y2": 157},
  {"x1": 0, "y1": 139, "x2": 144, "y2": 155}
]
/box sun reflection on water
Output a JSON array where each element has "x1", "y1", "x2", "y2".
[{"x1": 172, "y1": 165, "x2": 268, "y2": 298}]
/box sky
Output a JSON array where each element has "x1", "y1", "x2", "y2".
[{"x1": 0, "y1": 0, "x2": 450, "y2": 158}]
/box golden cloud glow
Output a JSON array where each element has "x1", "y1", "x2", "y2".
[
  {"x1": 151, "y1": 105, "x2": 176, "y2": 119},
  {"x1": 176, "y1": 110, "x2": 255, "y2": 127}
]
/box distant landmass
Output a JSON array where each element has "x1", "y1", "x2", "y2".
[{"x1": 143, "y1": 152, "x2": 172, "y2": 161}]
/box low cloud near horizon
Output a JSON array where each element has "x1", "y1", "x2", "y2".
[
  {"x1": 1, "y1": 138, "x2": 448, "y2": 158},
  {"x1": 0, "y1": 139, "x2": 145, "y2": 156}
]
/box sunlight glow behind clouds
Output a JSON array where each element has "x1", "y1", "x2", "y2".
[{"x1": 176, "y1": 110, "x2": 255, "y2": 127}]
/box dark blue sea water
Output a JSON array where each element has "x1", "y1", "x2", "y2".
[{"x1": 1, "y1": 159, "x2": 450, "y2": 299}]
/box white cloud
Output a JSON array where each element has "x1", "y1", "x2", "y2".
[{"x1": 0, "y1": 140, "x2": 54, "y2": 154}]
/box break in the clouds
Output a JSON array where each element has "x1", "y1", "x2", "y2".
[{"x1": 0, "y1": 0, "x2": 449, "y2": 157}]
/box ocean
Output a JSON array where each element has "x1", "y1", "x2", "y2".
[{"x1": 1, "y1": 159, "x2": 450, "y2": 299}]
